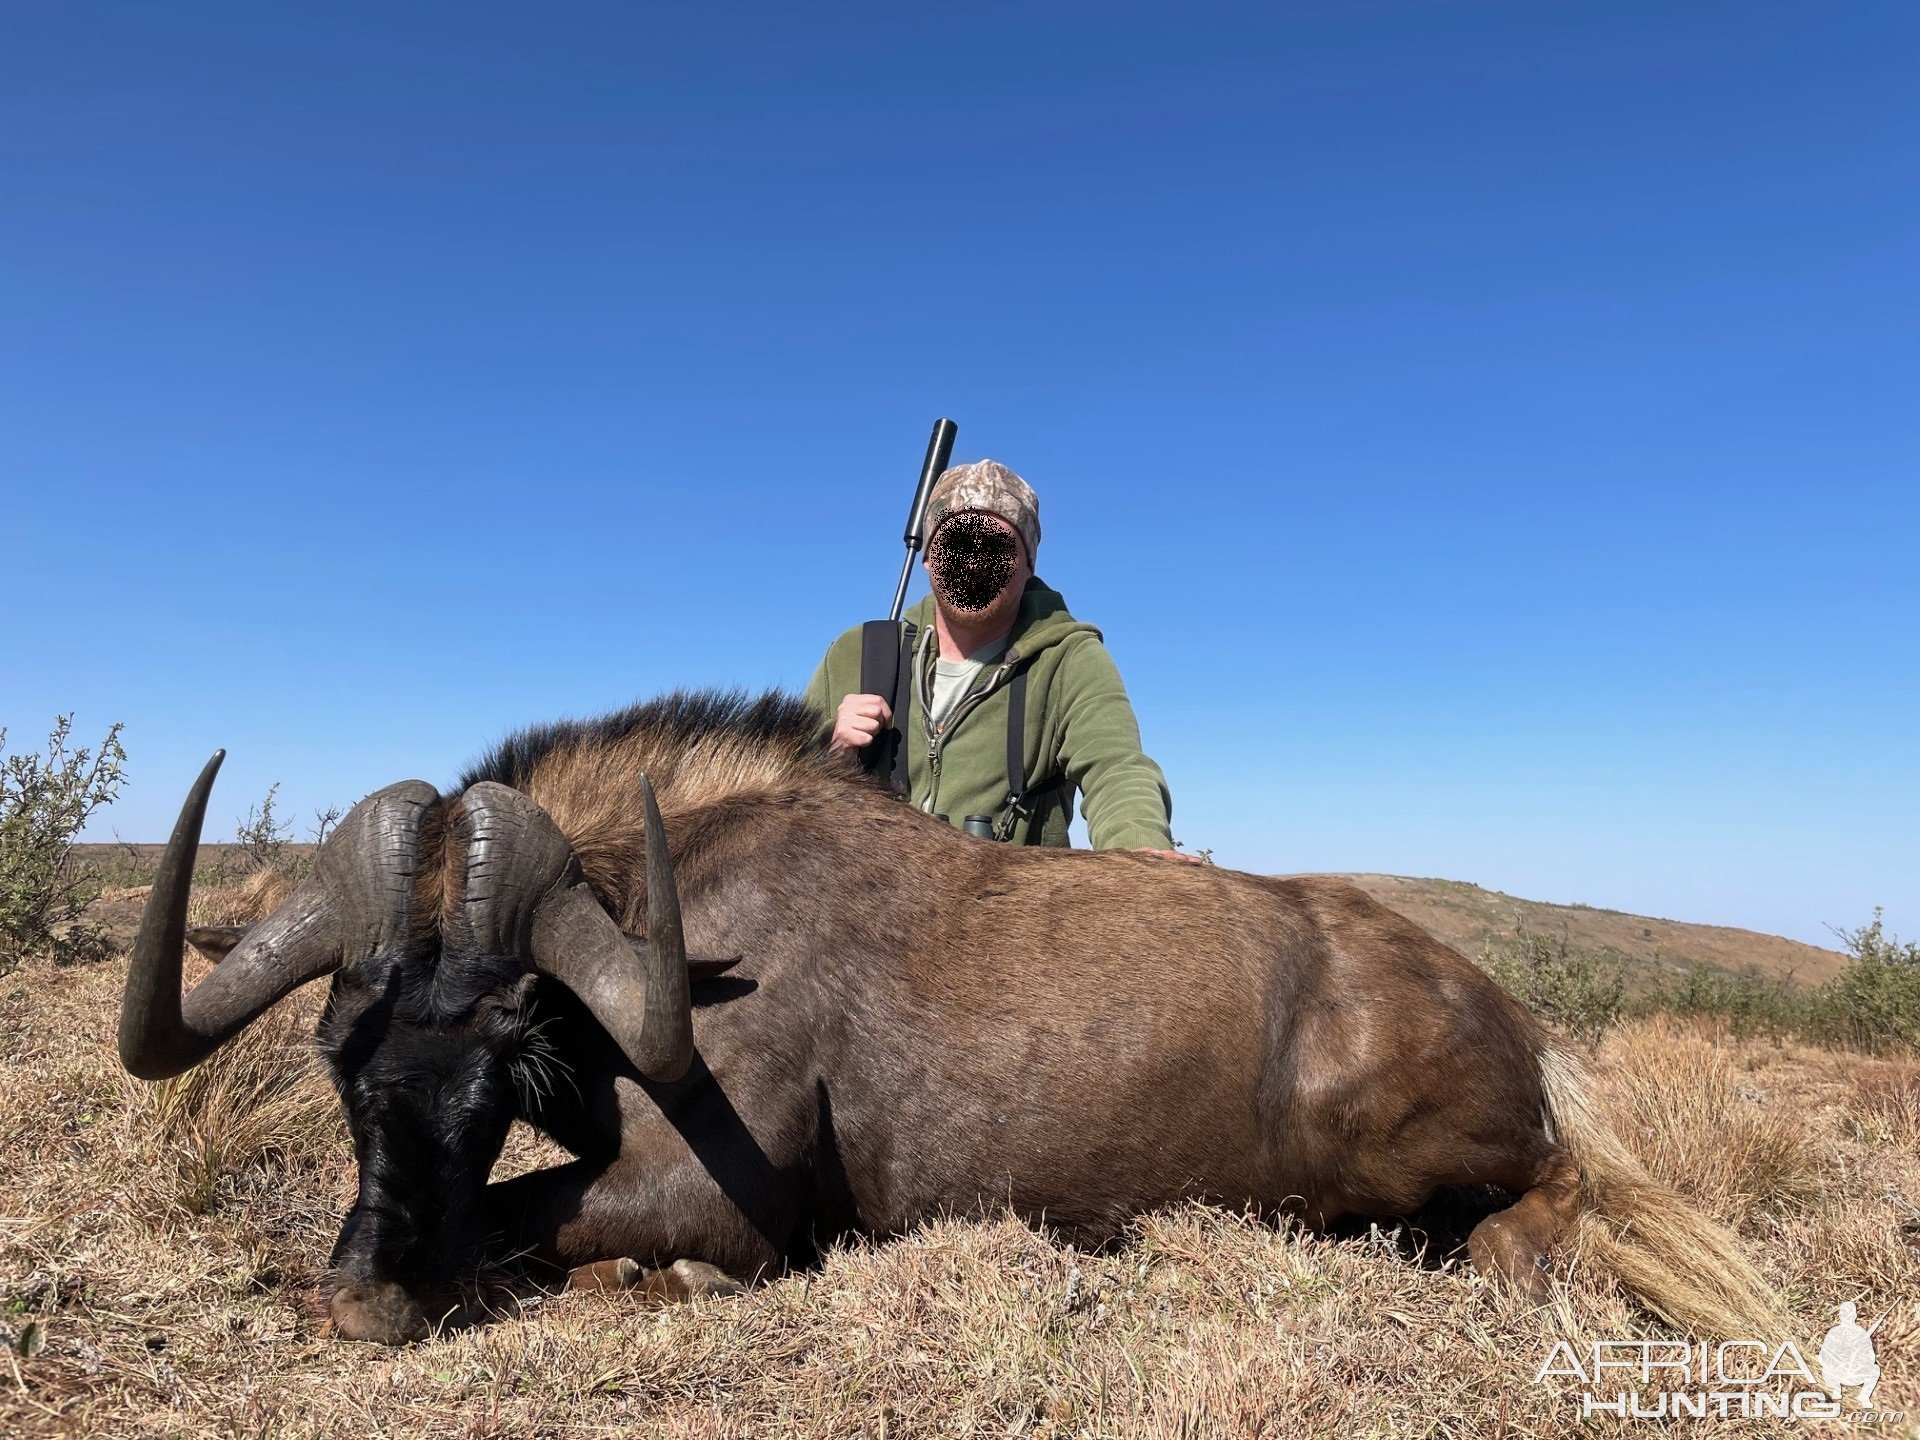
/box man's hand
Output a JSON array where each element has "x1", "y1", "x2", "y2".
[
  {"x1": 830, "y1": 693, "x2": 893, "y2": 752},
  {"x1": 1135, "y1": 847, "x2": 1208, "y2": 865}
]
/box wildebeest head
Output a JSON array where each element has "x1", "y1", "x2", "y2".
[{"x1": 118, "y1": 753, "x2": 692, "y2": 1343}]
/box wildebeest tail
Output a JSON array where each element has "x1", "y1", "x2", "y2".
[{"x1": 1538, "y1": 1044, "x2": 1789, "y2": 1338}]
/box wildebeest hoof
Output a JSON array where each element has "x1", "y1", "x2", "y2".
[
  {"x1": 329, "y1": 1280, "x2": 433, "y2": 1344},
  {"x1": 566, "y1": 1257, "x2": 743, "y2": 1303},
  {"x1": 654, "y1": 1258, "x2": 745, "y2": 1301},
  {"x1": 567, "y1": 1257, "x2": 642, "y2": 1292}
]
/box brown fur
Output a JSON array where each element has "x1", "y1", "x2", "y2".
[
  {"x1": 461, "y1": 711, "x2": 832, "y2": 932},
  {"x1": 455, "y1": 693, "x2": 1785, "y2": 1339},
  {"x1": 410, "y1": 793, "x2": 461, "y2": 948}
]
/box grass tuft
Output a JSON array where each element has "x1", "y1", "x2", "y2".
[
  {"x1": 116, "y1": 994, "x2": 340, "y2": 1218},
  {"x1": 1602, "y1": 1018, "x2": 1826, "y2": 1225}
]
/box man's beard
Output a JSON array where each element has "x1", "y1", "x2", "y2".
[{"x1": 928, "y1": 513, "x2": 1020, "y2": 617}]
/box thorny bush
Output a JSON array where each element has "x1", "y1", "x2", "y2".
[{"x1": 0, "y1": 714, "x2": 127, "y2": 971}]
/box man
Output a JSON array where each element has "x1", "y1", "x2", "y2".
[{"x1": 804, "y1": 460, "x2": 1197, "y2": 859}]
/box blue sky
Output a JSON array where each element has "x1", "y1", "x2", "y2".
[{"x1": 3, "y1": 1, "x2": 1913, "y2": 947}]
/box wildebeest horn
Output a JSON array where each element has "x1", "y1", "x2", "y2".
[
  {"x1": 119, "y1": 754, "x2": 438, "y2": 1081},
  {"x1": 456, "y1": 778, "x2": 692, "y2": 1082}
]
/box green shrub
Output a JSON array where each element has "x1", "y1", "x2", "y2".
[
  {"x1": 1467, "y1": 905, "x2": 1919, "y2": 1059},
  {"x1": 1652, "y1": 963, "x2": 1808, "y2": 1041},
  {"x1": 1639, "y1": 910, "x2": 1918, "y2": 1056},
  {"x1": 1480, "y1": 928, "x2": 1628, "y2": 1047},
  {"x1": 1805, "y1": 909, "x2": 1920, "y2": 1054},
  {"x1": 0, "y1": 715, "x2": 128, "y2": 971},
  {"x1": 232, "y1": 781, "x2": 292, "y2": 876}
]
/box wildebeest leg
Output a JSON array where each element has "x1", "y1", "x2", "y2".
[
  {"x1": 1465, "y1": 1147, "x2": 1582, "y2": 1301},
  {"x1": 483, "y1": 1158, "x2": 768, "y2": 1294},
  {"x1": 485, "y1": 1156, "x2": 603, "y2": 1255}
]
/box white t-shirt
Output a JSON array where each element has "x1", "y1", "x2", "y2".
[{"x1": 927, "y1": 635, "x2": 1010, "y2": 732}]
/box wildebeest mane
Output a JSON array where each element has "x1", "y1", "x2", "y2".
[
  {"x1": 460, "y1": 689, "x2": 836, "y2": 796},
  {"x1": 455, "y1": 689, "x2": 871, "y2": 922}
]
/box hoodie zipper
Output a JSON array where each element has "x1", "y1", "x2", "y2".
[{"x1": 921, "y1": 644, "x2": 1021, "y2": 812}]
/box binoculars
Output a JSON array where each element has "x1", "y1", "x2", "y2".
[{"x1": 935, "y1": 814, "x2": 1000, "y2": 841}]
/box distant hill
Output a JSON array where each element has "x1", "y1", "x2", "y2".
[{"x1": 1339, "y1": 874, "x2": 1849, "y2": 988}]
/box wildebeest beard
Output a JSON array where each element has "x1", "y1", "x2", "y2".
[{"x1": 928, "y1": 513, "x2": 1019, "y2": 613}]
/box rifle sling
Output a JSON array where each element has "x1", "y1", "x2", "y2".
[
  {"x1": 857, "y1": 618, "x2": 917, "y2": 795},
  {"x1": 1000, "y1": 660, "x2": 1065, "y2": 833}
]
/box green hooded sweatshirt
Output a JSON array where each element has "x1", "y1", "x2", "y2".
[{"x1": 803, "y1": 579, "x2": 1176, "y2": 849}]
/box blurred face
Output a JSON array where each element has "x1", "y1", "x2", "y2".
[{"x1": 925, "y1": 511, "x2": 1031, "y2": 625}]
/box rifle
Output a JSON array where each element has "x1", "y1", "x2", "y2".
[
  {"x1": 890, "y1": 418, "x2": 958, "y2": 622},
  {"x1": 861, "y1": 418, "x2": 957, "y2": 787}
]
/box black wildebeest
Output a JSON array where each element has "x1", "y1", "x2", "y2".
[{"x1": 119, "y1": 691, "x2": 1781, "y2": 1344}]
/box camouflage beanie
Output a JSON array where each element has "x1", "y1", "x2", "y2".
[{"x1": 923, "y1": 460, "x2": 1041, "y2": 562}]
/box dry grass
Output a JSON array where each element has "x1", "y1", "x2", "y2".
[
  {"x1": 1849, "y1": 1063, "x2": 1920, "y2": 1152},
  {"x1": 184, "y1": 867, "x2": 293, "y2": 932},
  {"x1": 2, "y1": 911, "x2": 1916, "y2": 1438},
  {"x1": 1600, "y1": 1017, "x2": 1830, "y2": 1226},
  {"x1": 113, "y1": 870, "x2": 337, "y2": 1219}
]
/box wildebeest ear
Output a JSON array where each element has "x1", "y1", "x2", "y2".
[
  {"x1": 622, "y1": 932, "x2": 741, "y2": 983},
  {"x1": 480, "y1": 973, "x2": 541, "y2": 1017},
  {"x1": 185, "y1": 925, "x2": 249, "y2": 962}
]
